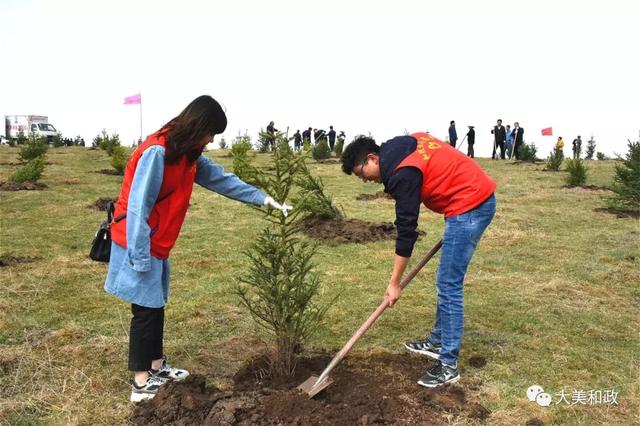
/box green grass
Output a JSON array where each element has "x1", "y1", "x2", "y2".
[{"x1": 0, "y1": 146, "x2": 638, "y2": 425}]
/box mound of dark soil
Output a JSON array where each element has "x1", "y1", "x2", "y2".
[
  {"x1": 301, "y1": 217, "x2": 396, "y2": 244},
  {"x1": 90, "y1": 197, "x2": 116, "y2": 211},
  {"x1": 315, "y1": 159, "x2": 340, "y2": 164},
  {"x1": 0, "y1": 161, "x2": 20, "y2": 166},
  {"x1": 131, "y1": 352, "x2": 489, "y2": 425},
  {"x1": 0, "y1": 181, "x2": 47, "y2": 191},
  {"x1": 356, "y1": 192, "x2": 392, "y2": 201},
  {"x1": 563, "y1": 185, "x2": 610, "y2": 192},
  {"x1": 95, "y1": 169, "x2": 123, "y2": 176},
  {"x1": 468, "y1": 355, "x2": 487, "y2": 368},
  {"x1": 0, "y1": 255, "x2": 39, "y2": 267}
]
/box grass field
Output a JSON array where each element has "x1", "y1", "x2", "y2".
[{"x1": 0, "y1": 145, "x2": 638, "y2": 425}]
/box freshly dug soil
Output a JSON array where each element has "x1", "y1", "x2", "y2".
[
  {"x1": 131, "y1": 352, "x2": 489, "y2": 425},
  {"x1": 468, "y1": 355, "x2": 487, "y2": 368},
  {"x1": 563, "y1": 184, "x2": 610, "y2": 192},
  {"x1": 315, "y1": 159, "x2": 340, "y2": 164},
  {"x1": 300, "y1": 217, "x2": 396, "y2": 244},
  {"x1": 356, "y1": 192, "x2": 393, "y2": 201},
  {"x1": 90, "y1": 197, "x2": 116, "y2": 211},
  {"x1": 594, "y1": 207, "x2": 640, "y2": 219},
  {"x1": 0, "y1": 255, "x2": 39, "y2": 267},
  {"x1": 96, "y1": 169, "x2": 123, "y2": 176},
  {"x1": 0, "y1": 181, "x2": 47, "y2": 191}
]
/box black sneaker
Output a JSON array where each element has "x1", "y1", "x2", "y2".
[
  {"x1": 404, "y1": 338, "x2": 441, "y2": 360},
  {"x1": 417, "y1": 360, "x2": 460, "y2": 388},
  {"x1": 130, "y1": 375, "x2": 167, "y2": 402}
]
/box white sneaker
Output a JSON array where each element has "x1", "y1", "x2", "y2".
[
  {"x1": 149, "y1": 355, "x2": 189, "y2": 381},
  {"x1": 130, "y1": 375, "x2": 167, "y2": 402}
]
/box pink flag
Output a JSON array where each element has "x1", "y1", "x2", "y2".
[
  {"x1": 541, "y1": 127, "x2": 553, "y2": 136},
  {"x1": 124, "y1": 93, "x2": 141, "y2": 105}
]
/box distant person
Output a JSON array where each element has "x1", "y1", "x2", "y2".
[
  {"x1": 314, "y1": 128, "x2": 327, "y2": 144},
  {"x1": 104, "y1": 95, "x2": 291, "y2": 402},
  {"x1": 556, "y1": 136, "x2": 565, "y2": 159},
  {"x1": 512, "y1": 122, "x2": 524, "y2": 160},
  {"x1": 466, "y1": 126, "x2": 475, "y2": 158},
  {"x1": 292, "y1": 130, "x2": 302, "y2": 151},
  {"x1": 302, "y1": 127, "x2": 312, "y2": 146},
  {"x1": 327, "y1": 126, "x2": 337, "y2": 151},
  {"x1": 448, "y1": 121, "x2": 458, "y2": 148},
  {"x1": 505, "y1": 125, "x2": 513, "y2": 159},
  {"x1": 491, "y1": 119, "x2": 506, "y2": 159},
  {"x1": 266, "y1": 121, "x2": 278, "y2": 150},
  {"x1": 572, "y1": 135, "x2": 582, "y2": 159}
]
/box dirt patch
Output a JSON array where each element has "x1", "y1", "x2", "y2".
[
  {"x1": 563, "y1": 185, "x2": 610, "y2": 192},
  {"x1": 89, "y1": 197, "x2": 116, "y2": 211},
  {"x1": 95, "y1": 169, "x2": 123, "y2": 176},
  {"x1": 467, "y1": 355, "x2": 487, "y2": 368},
  {"x1": 0, "y1": 255, "x2": 39, "y2": 267},
  {"x1": 526, "y1": 418, "x2": 545, "y2": 426},
  {"x1": 300, "y1": 217, "x2": 397, "y2": 244},
  {"x1": 131, "y1": 352, "x2": 489, "y2": 425},
  {"x1": 0, "y1": 161, "x2": 20, "y2": 166},
  {"x1": 0, "y1": 181, "x2": 47, "y2": 191},
  {"x1": 593, "y1": 207, "x2": 640, "y2": 219},
  {"x1": 356, "y1": 192, "x2": 393, "y2": 201},
  {"x1": 315, "y1": 158, "x2": 340, "y2": 164}
]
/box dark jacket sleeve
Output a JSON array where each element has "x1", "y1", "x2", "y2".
[{"x1": 386, "y1": 167, "x2": 422, "y2": 257}]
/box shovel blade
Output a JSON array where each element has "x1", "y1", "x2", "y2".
[{"x1": 297, "y1": 374, "x2": 334, "y2": 398}]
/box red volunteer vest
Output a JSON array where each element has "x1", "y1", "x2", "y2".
[
  {"x1": 111, "y1": 132, "x2": 198, "y2": 259},
  {"x1": 394, "y1": 132, "x2": 496, "y2": 217}
]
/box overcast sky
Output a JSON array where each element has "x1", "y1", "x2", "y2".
[{"x1": 1, "y1": 0, "x2": 638, "y2": 157}]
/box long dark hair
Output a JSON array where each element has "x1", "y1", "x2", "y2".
[{"x1": 158, "y1": 95, "x2": 227, "y2": 164}]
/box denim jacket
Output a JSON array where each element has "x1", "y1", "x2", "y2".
[{"x1": 104, "y1": 145, "x2": 266, "y2": 307}]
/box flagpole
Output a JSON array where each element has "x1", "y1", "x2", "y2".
[{"x1": 139, "y1": 92, "x2": 143, "y2": 144}]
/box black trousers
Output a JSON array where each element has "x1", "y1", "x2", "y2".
[
  {"x1": 467, "y1": 143, "x2": 474, "y2": 158},
  {"x1": 129, "y1": 304, "x2": 164, "y2": 371}
]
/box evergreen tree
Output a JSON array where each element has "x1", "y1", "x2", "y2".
[
  {"x1": 585, "y1": 136, "x2": 596, "y2": 160},
  {"x1": 608, "y1": 140, "x2": 640, "y2": 212}
]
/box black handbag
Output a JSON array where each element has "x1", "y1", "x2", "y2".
[
  {"x1": 89, "y1": 192, "x2": 171, "y2": 262},
  {"x1": 89, "y1": 200, "x2": 124, "y2": 262}
]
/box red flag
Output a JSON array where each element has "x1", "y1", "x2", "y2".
[
  {"x1": 541, "y1": 127, "x2": 553, "y2": 136},
  {"x1": 124, "y1": 93, "x2": 141, "y2": 105}
]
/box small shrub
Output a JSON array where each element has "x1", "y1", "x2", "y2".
[
  {"x1": 235, "y1": 144, "x2": 333, "y2": 377},
  {"x1": 312, "y1": 138, "x2": 332, "y2": 160},
  {"x1": 16, "y1": 132, "x2": 28, "y2": 145},
  {"x1": 545, "y1": 147, "x2": 564, "y2": 171},
  {"x1": 334, "y1": 135, "x2": 345, "y2": 156},
  {"x1": 519, "y1": 142, "x2": 538, "y2": 162},
  {"x1": 10, "y1": 156, "x2": 46, "y2": 183},
  {"x1": 564, "y1": 158, "x2": 587, "y2": 187},
  {"x1": 585, "y1": 137, "x2": 596, "y2": 160},
  {"x1": 52, "y1": 133, "x2": 65, "y2": 148},
  {"x1": 19, "y1": 135, "x2": 49, "y2": 162},
  {"x1": 94, "y1": 129, "x2": 121, "y2": 156},
  {"x1": 596, "y1": 152, "x2": 607, "y2": 161},
  {"x1": 218, "y1": 137, "x2": 227, "y2": 150},
  {"x1": 295, "y1": 162, "x2": 344, "y2": 220},
  {"x1": 257, "y1": 130, "x2": 275, "y2": 153},
  {"x1": 607, "y1": 140, "x2": 640, "y2": 212},
  {"x1": 231, "y1": 139, "x2": 258, "y2": 185},
  {"x1": 110, "y1": 145, "x2": 129, "y2": 175}
]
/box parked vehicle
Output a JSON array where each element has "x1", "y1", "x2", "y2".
[{"x1": 5, "y1": 115, "x2": 59, "y2": 143}]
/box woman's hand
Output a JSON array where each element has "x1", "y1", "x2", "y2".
[{"x1": 264, "y1": 196, "x2": 293, "y2": 217}]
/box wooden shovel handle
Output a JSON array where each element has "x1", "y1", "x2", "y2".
[{"x1": 314, "y1": 239, "x2": 443, "y2": 385}]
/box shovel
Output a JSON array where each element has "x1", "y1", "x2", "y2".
[{"x1": 298, "y1": 239, "x2": 443, "y2": 397}]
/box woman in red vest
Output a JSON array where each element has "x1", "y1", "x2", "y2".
[
  {"x1": 341, "y1": 132, "x2": 496, "y2": 388},
  {"x1": 105, "y1": 95, "x2": 290, "y2": 402}
]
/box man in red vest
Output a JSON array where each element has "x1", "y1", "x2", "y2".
[{"x1": 341, "y1": 132, "x2": 496, "y2": 388}]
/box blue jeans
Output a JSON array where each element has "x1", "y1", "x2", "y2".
[{"x1": 428, "y1": 194, "x2": 496, "y2": 365}]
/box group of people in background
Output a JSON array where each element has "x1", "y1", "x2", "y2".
[
  {"x1": 447, "y1": 119, "x2": 524, "y2": 160},
  {"x1": 269, "y1": 122, "x2": 345, "y2": 152}
]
